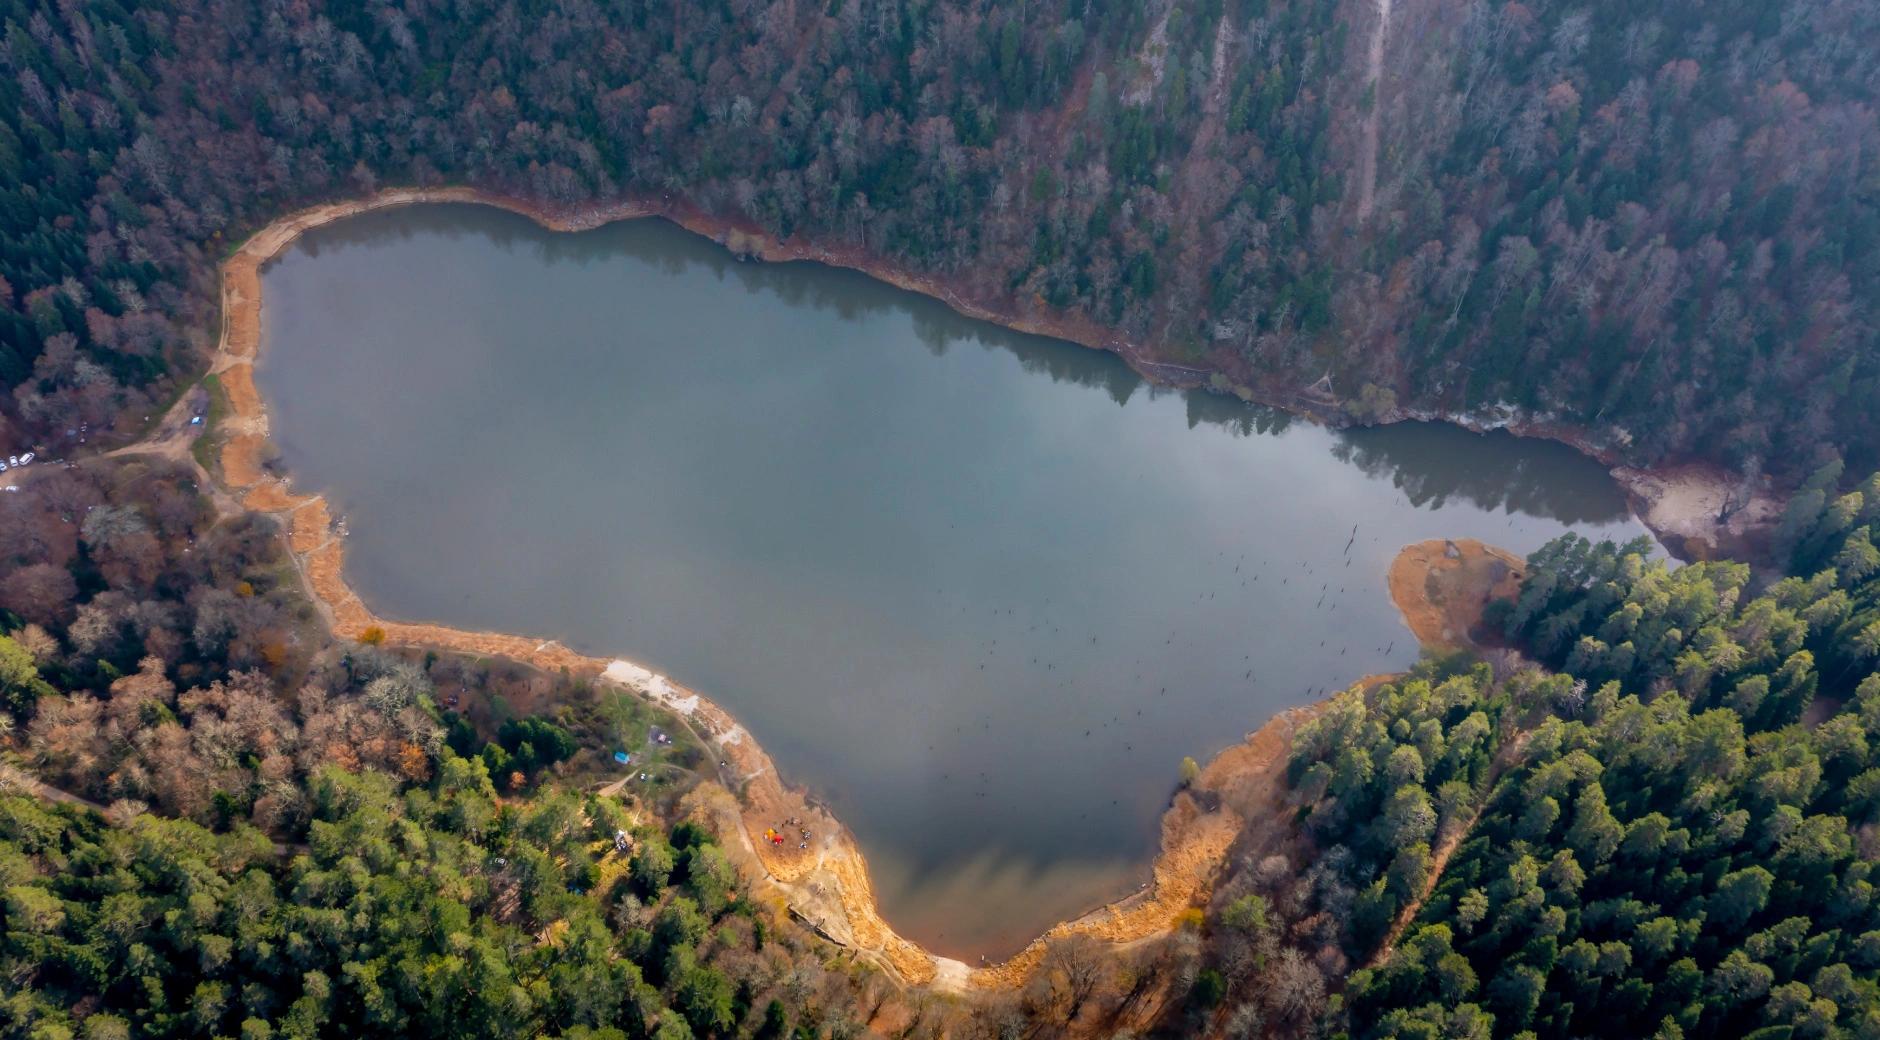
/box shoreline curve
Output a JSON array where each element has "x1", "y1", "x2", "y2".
[
  {"x1": 202, "y1": 187, "x2": 1618, "y2": 991},
  {"x1": 223, "y1": 185, "x2": 1777, "y2": 560}
]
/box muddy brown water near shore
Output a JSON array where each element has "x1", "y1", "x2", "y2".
[{"x1": 251, "y1": 202, "x2": 1653, "y2": 958}]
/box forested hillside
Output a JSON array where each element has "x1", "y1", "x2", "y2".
[
  {"x1": 0, "y1": 458, "x2": 854, "y2": 1038},
  {"x1": 13, "y1": 462, "x2": 1880, "y2": 1038},
  {"x1": 1270, "y1": 466, "x2": 1880, "y2": 1038},
  {"x1": 1, "y1": 458, "x2": 1262, "y2": 1038},
  {"x1": 8, "y1": 0, "x2": 1880, "y2": 1035},
  {"x1": 2, "y1": 0, "x2": 1878, "y2": 477},
  {"x1": 3, "y1": 768, "x2": 811, "y2": 1038}
]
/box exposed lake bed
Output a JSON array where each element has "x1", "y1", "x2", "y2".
[{"x1": 242, "y1": 199, "x2": 1655, "y2": 959}]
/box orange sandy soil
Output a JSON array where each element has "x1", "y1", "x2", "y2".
[
  {"x1": 287, "y1": 499, "x2": 331, "y2": 554},
  {"x1": 1387, "y1": 538, "x2": 1526, "y2": 651},
  {"x1": 206, "y1": 188, "x2": 1517, "y2": 994}
]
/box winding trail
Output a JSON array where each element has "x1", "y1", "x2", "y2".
[
  {"x1": 1363, "y1": 728, "x2": 1529, "y2": 969},
  {"x1": 1364, "y1": 537, "x2": 1532, "y2": 968},
  {"x1": 0, "y1": 762, "x2": 107, "y2": 812}
]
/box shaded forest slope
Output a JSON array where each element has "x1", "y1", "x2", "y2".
[{"x1": 2, "y1": 0, "x2": 1878, "y2": 483}]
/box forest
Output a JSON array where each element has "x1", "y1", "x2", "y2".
[
  {"x1": 0, "y1": 456, "x2": 1267, "y2": 1038},
  {"x1": 7, "y1": 0, "x2": 1880, "y2": 1036},
  {"x1": 13, "y1": 463, "x2": 1880, "y2": 1040},
  {"x1": 2, "y1": 0, "x2": 1878, "y2": 481},
  {"x1": 1274, "y1": 465, "x2": 1880, "y2": 1038}
]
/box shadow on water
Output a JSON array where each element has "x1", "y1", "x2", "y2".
[
  {"x1": 1330, "y1": 424, "x2": 1632, "y2": 524},
  {"x1": 308, "y1": 203, "x2": 1626, "y2": 526},
  {"x1": 270, "y1": 201, "x2": 1647, "y2": 959},
  {"x1": 306, "y1": 204, "x2": 1185, "y2": 407}
]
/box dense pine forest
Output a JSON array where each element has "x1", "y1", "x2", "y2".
[
  {"x1": 2, "y1": 0, "x2": 1879, "y2": 477},
  {"x1": 14, "y1": 467, "x2": 1879, "y2": 1040},
  {"x1": 1276, "y1": 470, "x2": 1880, "y2": 1038},
  {"x1": 7, "y1": 0, "x2": 1880, "y2": 1037}
]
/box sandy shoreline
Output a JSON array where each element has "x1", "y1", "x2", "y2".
[
  {"x1": 202, "y1": 186, "x2": 1641, "y2": 992},
  {"x1": 1387, "y1": 538, "x2": 1526, "y2": 651},
  {"x1": 211, "y1": 186, "x2": 1325, "y2": 988}
]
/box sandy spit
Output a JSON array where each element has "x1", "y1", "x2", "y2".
[
  {"x1": 209, "y1": 186, "x2": 1518, "y2": 993},
  {"x1": 1386, "y1": 538, "x2": 1526, "y2": 651}
]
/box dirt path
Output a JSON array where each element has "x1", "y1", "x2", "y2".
[
  {"x1": 1364, "y1": 726, "x2": 1529, "y2": 968},
  {"x1": 105, "y1": 392, "x2": 198, "y2": 464},
  {"x1": 1363, "y1": 537, "x2": 1538, "y2": 967},
  {"x1": 1368, "y1": 722, "x2": 1526, "y2": 962},
  {"x1": 0, "y1": 762, "x2": 108, "y2": 812},
  {"x1": 1355, "y1": 0, "x2": 1392, "y2": 221}
]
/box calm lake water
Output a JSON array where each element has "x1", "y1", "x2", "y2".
[{"x1": 256, "y1": 204, "x2": 1652, "y2": 957}]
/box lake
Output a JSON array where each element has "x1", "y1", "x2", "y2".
[{"x1": 255, "y1": 204, "x2": 1652, "y2": 957}]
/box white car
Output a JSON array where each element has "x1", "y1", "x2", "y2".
[
  {"x1": 5, "y1": 457, "x2": 14, "y2": 467},
  {"x1": 17, "y1": 452, "x2": 31, "y2": 465}
]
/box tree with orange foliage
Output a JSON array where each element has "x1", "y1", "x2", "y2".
[{"x1": 397, "y1": 742, "x2": 432, "y2": 782}]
